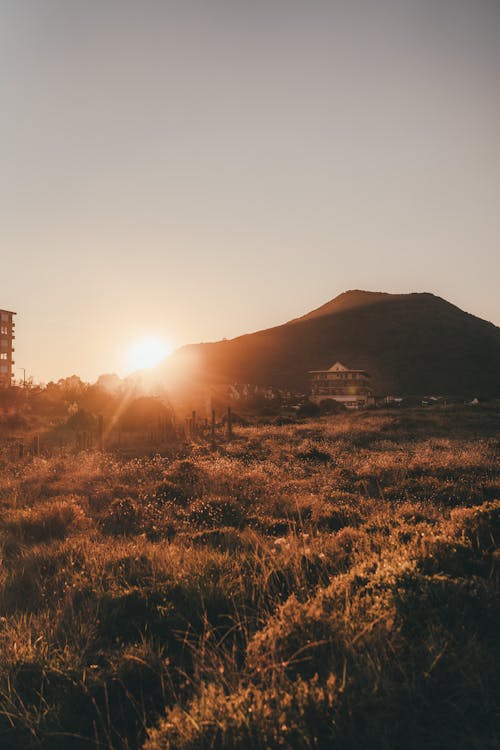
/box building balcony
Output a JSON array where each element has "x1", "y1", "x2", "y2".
[{"x1": 312, "y1": 387, "x2": 371, "y2": 395}]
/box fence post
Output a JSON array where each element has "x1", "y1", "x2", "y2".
[
  {"x1": 19, "y1": 441, "x2": 24, "y2": 459},
  {"x1": 33, "y1": 434, "x2": 40, "y2": 457},
  {"x1": 211, "y1": 409, "x2": 216, "y2": 448},
  {"x1": 227, "y1": 406, "x2": 233, "y2": 439}
]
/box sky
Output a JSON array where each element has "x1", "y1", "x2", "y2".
[{"x1": 1, "y1": 0, "x2": 499, "y2": 383}]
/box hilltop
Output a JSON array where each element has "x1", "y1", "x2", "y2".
[{"x1": 165, "y1": 290, "x2": 500, "y2": 397}]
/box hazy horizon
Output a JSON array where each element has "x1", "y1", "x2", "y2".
[{"x1": 1, "y1": 1, "x2": 499, "y2": 382}]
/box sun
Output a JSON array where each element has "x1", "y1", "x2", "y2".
[{"x1": 125, "y1": 337, "x2": 172, "y2": 373}]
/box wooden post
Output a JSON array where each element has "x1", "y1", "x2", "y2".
[
  {"x1": 211, "y1": 409, "x2": 216, "y2": 448},
  {"x1": 98, "y1": 415, "x2": 104, "y2": 452},
  {"x1": 227, "y1": 406, "x2": 233, "y2": 439},
  {"x1": 33, "y1": 434, "x2": 40, "y2": 457},
  {"x1": 19, "y1": 441, "x2": 24, "y2": 459},
  {"x1": 191, "y1": 410, "x2": 197, "y2": 439}
]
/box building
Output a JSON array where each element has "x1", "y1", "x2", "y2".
[
  {"x1": 0, "y1": 309, "x2": 16, "y2": 387},
  {"x1": 309, "y1": 361, "x2": 374, "y2": 409}
]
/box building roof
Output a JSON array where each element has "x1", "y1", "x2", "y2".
[
  {"x1": 309, "y1": 361, "x2": 369, "y2": 374},
  {"x1": 0, "y1": 309, "x2": 16, "y2": 315}
]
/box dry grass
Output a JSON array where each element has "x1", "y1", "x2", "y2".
[{"x1": 0, "y1": 406, "x2": 498, "y2": 749}]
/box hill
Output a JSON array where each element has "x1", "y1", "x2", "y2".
[{"x1": 165, "y1": 291, "x2": 500, "y2": 397}]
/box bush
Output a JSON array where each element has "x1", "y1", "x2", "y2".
[
  {"x1": 119, "y1": 397, "x2": 172, "y2": 432},
  {"x1": 164, "y1": 460, "x2": 206, "y2": 498},
  {"x1": 188, "y1": 497, "x2": 247, "y2": 528},
  {"x1": 100, "y1": 497, "x2": 176, "y2": 541},
  {"x1": 144, "y1": 676, "x2": 338, "y2": 750},
  {"x1": 450, "y1": 500, "x2": 500, "y2": 554},
  {"x1": 311, "y1": 502, "x2": 362, "y2": 531},
  {"x1": 2, "y1": 499, "x2": 84, "y2": 545},
  {"x1": 297, "y1": 401, "x2": 321, "y2": 418},
  {"x1": 65, "y1": 408, "x2": 97, "y2": 431}
]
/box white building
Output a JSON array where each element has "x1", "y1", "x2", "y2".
[{"x1": 309, "y1": 361, "x2": 374, "y2": 409}]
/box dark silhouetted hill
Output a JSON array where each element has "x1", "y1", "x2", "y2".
[{"x1": 165, "y1": 291, "x2": 500, "y2": 397}]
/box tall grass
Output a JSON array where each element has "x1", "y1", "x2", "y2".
[{"x1": 0, "y1": 407, "x2": 498, "y2": 749}]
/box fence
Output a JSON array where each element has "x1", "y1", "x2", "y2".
[{"x1": 2, "y1": 407, "x2": 238, "y2": 461}]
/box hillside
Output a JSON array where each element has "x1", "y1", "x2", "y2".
[{"x1": 166, "y1": 291, "x2": 500, "y2": 397}]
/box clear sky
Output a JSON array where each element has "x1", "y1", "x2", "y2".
[{"x1": 1, "y1": 0, "x2": 499, "y2": 383}]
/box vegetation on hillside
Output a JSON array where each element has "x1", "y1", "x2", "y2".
[{"x1": 0, "y1": 406, "x2": 498, "y2": 749}]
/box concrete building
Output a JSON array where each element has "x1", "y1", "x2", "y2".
[
  {"x1": 309, "y1": 361, "x2": 374, "y2": 409},
  {"x1": 0, "y1": 309, "x2": 16, "y2": 387}
]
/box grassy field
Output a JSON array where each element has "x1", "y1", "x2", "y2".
[{"x1": 0, "y1": 406, "x2": 498, "y2": 749}]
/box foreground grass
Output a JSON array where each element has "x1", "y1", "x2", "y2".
[{"x1": 0, "y1": 406, "x2": 498, "y2": 749}]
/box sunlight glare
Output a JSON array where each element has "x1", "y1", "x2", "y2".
[{"x1": 125, "y1": 337, "x2": 172, "y2": 373}]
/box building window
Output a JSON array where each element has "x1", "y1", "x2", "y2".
[{"x1": 0, "y1": 352, "x2": 7, "y2": 360}]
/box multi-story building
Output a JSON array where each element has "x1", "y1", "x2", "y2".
[
  {"x1": 309, "y1": 361, "x2": 374, "y2": 409},
  {"x1": 0, "y1": 309, "x2": 16, "y2": 387}
]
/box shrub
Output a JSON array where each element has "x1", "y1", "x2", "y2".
[
  {"x1": 65, "y1": 408, "x2": 97, "y2": 431},
  {"x1": 100, "y1": 497, "x2": 176, "y2": 541},
  {"x1": 164, "y1": 460, "x2": 206, "y2": 498},
  {"x1": 144, "y1": 676, "x2": 338, "y2": 750},
  {"x1": 450, "y1": 500, "x2": 500, "y2": 554},
  {"x1": 152, "y1": 480, "x2": 189, "y2": 505},
  {"x1": 311, "y1": 502, "x2": 362, "y2": 531},
  {"x1": 2, "y1": 499, "x2": 85, "y2": 545},
  {"x1": 188, "y1": 497, "x2": 247, "y2": 529},
  {"x1": 119, "y1": 396, "x2": 172, "y2": 432}
]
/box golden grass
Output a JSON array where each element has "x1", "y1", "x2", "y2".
[{"x1": 0, "y1": 407, "x2": 498, "y2": 749}]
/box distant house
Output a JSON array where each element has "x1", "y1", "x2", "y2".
[
  {"x1": 309, "y1": 361, "x2": 374, "y2": 409},
  {"x1": 0, "y1": 309, "x2": 16, "y2": 388}
]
